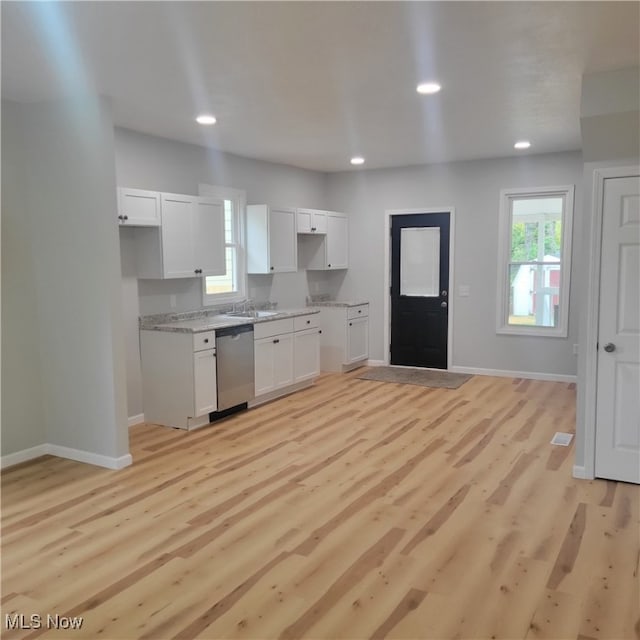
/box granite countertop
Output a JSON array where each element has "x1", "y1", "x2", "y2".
[
  {"x1": 140, "y1": 308, "x2": 320, "y2": 334},
  {"x1": 311, "y1": 300, "x2": 369, "y2": 308}
]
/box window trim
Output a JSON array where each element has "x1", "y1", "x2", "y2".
[
  {"x1": 496, "y1": 184, "x2": 574, "y2": 338},
  {"x1": 198, "y1": 184, "x2": 247, "y2": 306}
]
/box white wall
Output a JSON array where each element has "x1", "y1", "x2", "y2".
[
  {"x1": 114, "y1": 128, "x2": 335, "y2": 419},
  {"x1": 1, "y1": 98, "x2": 129, "y2": 463},
  {"x1": 1, "y1": 101, "x2": 46, "y2": 455},
  {"x1": 325, "y1": 151, "x2": 584, "y2": 375}
]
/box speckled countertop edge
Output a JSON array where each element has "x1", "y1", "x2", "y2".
[
  {"x1": 140, "y1": 308, "x2": 321, "y2": 334},
  {"x1": 310, "y1": 301, "x2": 369, "y2": 308}
]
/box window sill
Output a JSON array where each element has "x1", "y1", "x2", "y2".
[{"x1": 496, "y1": 325, "x2": 568, "y2": 338}]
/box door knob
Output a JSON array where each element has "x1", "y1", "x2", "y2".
[
  {"x1": 441, "y1": 301, "x2": 447, "y2": 308},
  {"x1": 441, "y1": 290, "x2": 448, "y2": 297},
  {"x1": 603, "y1": 342, "x2": 616, "y2": 353}
]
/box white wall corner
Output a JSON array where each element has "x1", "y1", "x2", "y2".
[
  {"x1": 572, "y1": 465, "x2": 593, "y2": 480},
  {"x1": 128, "y1": 414, "x2": 145, "y2": 428},
  {"x1": 450, "y1": 366, "x2": 577, "y2": 383}
]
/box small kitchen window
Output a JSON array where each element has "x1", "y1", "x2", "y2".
[
  {"x1": 200, "y1": 185, "x2": 247, "y2": 306},
  {"x1": 496, "y1": 185, "x2": 574, "y2": 337}
]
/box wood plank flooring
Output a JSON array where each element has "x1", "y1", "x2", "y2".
[{"x1": 2, "y1": 371, "x2": 639, "y2": 639}]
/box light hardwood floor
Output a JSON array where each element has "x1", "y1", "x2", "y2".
[{"x1": 2, "y1": 371, "x2": 638, "y2": 640}]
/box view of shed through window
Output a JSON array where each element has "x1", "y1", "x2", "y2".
[{"x1": 508, "y1": 197, "x2": 563, "y2": 327}]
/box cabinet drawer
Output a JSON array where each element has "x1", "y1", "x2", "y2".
[
  {"x1": 193, "y1": 330, "x2": 216, "y2": 352},
  {"x1": 294, "y1": 314, "x2": 319, "y2": 332},
  {"x1": 254, "y1": 318, "x2": 294, "y2": 340},
  {"x1": 347, "y1": 304, "x2": 369, "y2": 320}
]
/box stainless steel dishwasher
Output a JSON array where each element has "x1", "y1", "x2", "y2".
[{"x1": 215, "y1": 323, "x2": 255, "y2": 412}]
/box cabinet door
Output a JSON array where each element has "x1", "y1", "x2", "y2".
[
  {"x1": 193, "y1": 349, "x2": 217, "y2": 416},
  {"x1": 326, "y1": 214, "x2": 348, "y2": 269},
  {"x1": 296, "y1": 209, "x2": 312, "y2": 234},
  {"x1": 273, "y1": 333, "x2": 294, "y2": 388},
  {"x1": 312, "y1": 211, "x2": 327, "y2": 234},
  {"x1": 194, "y1": 197, "x2": 226, "y2": 276},
  {"x1": 269, "y1": 208, "x2": 297, "y2": 272},
  {"x1": 347, "y1": 316, "x2": 369, "y2": 363},
  {"x1": 161, "y1": 194, "x2": 196, "y2": 278},
  {"x1": 294, "y1": 328, "x2": 320, "y2": 382},
  {"x1": 254, "y1": 337, "x2": 276, "y2": 396},
  {"x1": 118, "y1": 188, "x2": 161, "y2": 226}
]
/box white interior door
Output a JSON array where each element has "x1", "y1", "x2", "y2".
[{"x1": 595, "y1": 175, "x2": 640, "y2": 483}]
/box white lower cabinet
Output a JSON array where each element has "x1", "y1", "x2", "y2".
[
  {"x1": 294, "y1": 328, "x2": 321, "y2": 383},
  {"x1": 254, "y1": 333, "x2": 294, "y2": 396},
  {"x1": 252, "y1": 313, "x2": 320, "y2": 404},
  {"x1": 140, "y1": 329, "x2": 217, "y2": 430},
  {"x1": 347, "y1": 316, "x2": 369, "y2": 364},
  {"x1": 319, "y1": 304, "x2": 369, "y2": 372},
  {"x1": 193, "y1": 348, "x2": 218, "y2": 416}
]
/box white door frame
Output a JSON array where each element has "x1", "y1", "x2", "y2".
[
  {"x1": 383, "y1": 207, "x2": 456, "y2": 369},
  {"x1": 581, "y1": 165, "x2": 640, "y2": 480}
]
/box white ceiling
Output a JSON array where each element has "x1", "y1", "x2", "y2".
[{"x1": 2, "y1": 2, "x2": 639, "y2": 172}]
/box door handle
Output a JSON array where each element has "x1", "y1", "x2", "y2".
[
  {"x1": 603, "y1": 342, "x2": 616, "y2": 353},
  {"x1": 441, "y1": 301, "x2": 447, "y2": 308},
  {"x1": 441, "y1": 290, "x2": 448, "y2": 297}
]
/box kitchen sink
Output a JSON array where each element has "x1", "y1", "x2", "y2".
[{"x1": 224, "y1": 310, "x2": 279, "y2": 319}]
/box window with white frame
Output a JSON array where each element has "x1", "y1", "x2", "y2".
[
  {"x1": 199, "y1": 185, "x2": 246, "y2": 305},
  {"x1": 496, "y1": 185, "x2": 574, "y2": 337}
]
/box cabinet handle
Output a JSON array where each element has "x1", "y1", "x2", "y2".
[
  {"x1": 306, "y1": 320, "x2": 310, "y2": 324},
  {"x1": 319, "y1": 330, "x2": 322, "y2": 334},
  {"x1": 311, "y1": 227, "x2": 316, "y2": 232},
  {"x1": 117, "y1": 215, "x2": 124, "y2": 221},
  {"x1": 358, "y1": 310, "x2": 362, "y2": 314},
  {"x1": 194, "y1": 269, "x2": 202, "y2": 274},
  {"x1": 273, "y1": 338, "x2": 279, "y2": 344},
  {"x1": 204, "y1": 338, "x2": 209, "y2": 344},
  {"x1": 349, "y1": 322, "x2": 353, "y2": 326},
  {"x1": 123, "y1": 215, "x2": 129, "y2": 221},
  {"x1": 270, "y1": 266, "x2": 274, "y2": 271},
  {"x1": 327, "y1": 264, "x2": 331, "y2": 268}
]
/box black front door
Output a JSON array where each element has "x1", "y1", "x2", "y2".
[{"x1": 390, "y1": 212, "x2": 450, "y2": 368}]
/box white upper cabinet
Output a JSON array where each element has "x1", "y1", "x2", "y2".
[
  {"x1": 246, "y1": 204, "x2": 297, "y2": 274},
  {"x1": 297, "y1": 208, "x2": 327, "y2": 234},
  {"x1": 133, "y1": 190, "x2": 225, "y2": 279},
  {"x1": 117, "y1": 188, "x2": 161, "y2": 226},
  {"x1": 326, "y1": 213, "x2": 348, "y2": 269},
  {"x1": 161, "y1": 193, "x2": 197, "y2": 278},
  {"x1": 193, "y1": 198, "x2": 226, "y2": 276},
  {"x1": 303, "y1": 212, "x2": 349, "y2": 270}
]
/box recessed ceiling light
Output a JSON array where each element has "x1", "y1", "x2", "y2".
[
  {"x1": 196, "y1": 114, "x2": 217, "y2": 125},
  {"x1": 350, "y1": 156, "x2": 365, "y2": 165},
  {"x1": 514, "y1": 140, "x2": 531, "y2": 150},
  {"x1": 416, "y1": 82, "x2": 441, "y2": 95}
]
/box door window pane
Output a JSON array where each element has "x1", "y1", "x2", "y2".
[{"x1": 400, "y1": 227, "x2": 440, "y2": 297}]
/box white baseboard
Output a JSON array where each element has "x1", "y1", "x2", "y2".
[
  {"x1": 0, "y1": 444, "x2": 49, "y2": 469},
  {"x1": 450, "y1": 366, "x2": 577, "y2": 383},
  {"x1": 128, "y1": 413, "x2": 145, "y2": 428},
  {"x1": 1, "y1": 443, "x2": 132, "y2": 471},
  {"x1": 572, "y1": 465, "x2": 592, "y2": 480},
  {"x1": 46, "y1": 444, "x2": 132, "y2": 470},
  {"x1": 366, "y1": 359, "x2": 385, "y2": 367}
]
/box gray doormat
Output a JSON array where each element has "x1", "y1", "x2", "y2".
[{"x1": 356, "y1": 367, "x2": 472, "y2": 389}]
